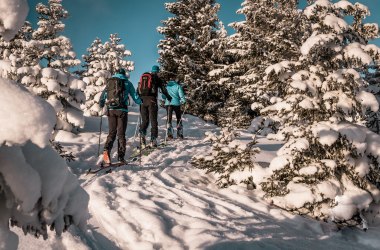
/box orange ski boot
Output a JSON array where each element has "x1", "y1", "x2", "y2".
[{"x1": 102, "y1": 150, "x2": 111, "y2": 165}]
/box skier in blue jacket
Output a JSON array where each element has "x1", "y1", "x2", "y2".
[
  {"x1": 162, "y1": 80, "x2": 186, "y2": 139},
  {"x1": 99, "y1": 68, "x2": 141, "y2": 164}
]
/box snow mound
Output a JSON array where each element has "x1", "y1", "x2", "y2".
[
  {"x1": 0, "y1": 0, "x2": 28, "y2": 41},
  {"x1": 0, "y1": 78, "x2": 56, "y2": 147}
]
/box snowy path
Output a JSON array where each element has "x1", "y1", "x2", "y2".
[{"x1": 16, "y1": 106, "x2": 380, "y2": 249}]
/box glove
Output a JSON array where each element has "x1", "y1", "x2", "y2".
[
  {"x1": 159, "y1": 99, "x2": 165, "y2": 108},
  {"x1": 100, "y1": 107, "x2": 108, "y2": 116},
  {"x1": 183, "y1": 102, "x2": 189, "y2": 111}
]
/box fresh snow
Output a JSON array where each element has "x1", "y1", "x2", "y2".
[
  {"x1": 1, "y1": 2, "x2": 89, "y2": 247},
  {"x1": 344, "y1": 43, "x2": 374, "y2": 65},
  {"x1": 357, "y1": 90, "x2": 379, "y2": 112},
  {"x1": 304, "y1": 0, "x2": 331, "y2": 18},
  {"x1": 2, "y1": 0, "x2": 380, "y2": 248},
  {"x1": 323, "y1": 14, "x2": 348, "y2": 33},
  {"x1": 0, "y1": 78, "x2": 55, "y2": 147},
  {"x1": 0, "y1": 78, "x2": 89, "y2": 248},
  {"x1": 333, "y1": 1, "x2": 354, "y2": 11},
  {"x1": 13, "y1": 106, "x2": 380, "y2": 250},
  {"x1": 301, "y1": 34, "x2": 336, "y2": 56},
  {"x1": 0, "y1": 0, "x2": 28, "y2": 41}
]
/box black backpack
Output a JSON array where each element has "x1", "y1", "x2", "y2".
[
  {"x1": 138, "y1": 72, "x2": 156, "y2": 96},
  {"x1": 106, "y1": 77, "x2": 125, "y2": 108}
]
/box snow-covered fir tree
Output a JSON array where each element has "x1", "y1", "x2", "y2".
[
  {"x1": 189, "y1": 23, "x2": 230, "y2": 123},
  {"x1": 157, "y1": 0, "x2": 227, "y2": 121},
  {"x1": 260, "y1": 0, "x2": 380, "y2": 228},
  {"x1": 82, "y1": 37, "x2": 103, "y2": 73},
  {"x1": 0, "y1": 21, "x2": 41, "y2": 86},
  {"x1": 192, "y1": 128, "x2": 261, "y2": 189},
  {"x1": 81, "y1": 37, "x2": 107, "y2": 116},
  {"x1": 81, "y1": 34, "x2": 134, "y2": 116},
  {"x1": 32, "y1": 0, "x2": 79, "y2": 69},
  {"x1": 0, "y1": 1, "x2": 89, "y2": 248},
  {"x1": 366, "y1": 65, "x2": 380, "y2": 133},
  {"x1": 17, "y1": 0, "x2": 86, "y2": 133},
  {"x1": 218, "y1": 0, "x2": 310, "y2": 128},
  {"x1": 0, "y1": 21, "x2": 37, "y2": 81}
]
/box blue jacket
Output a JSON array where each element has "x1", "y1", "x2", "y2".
[
  {"x1": 99, "y1": 73, "x2": 142, "y2": 112},
  {"x1": 162, "y1": 81, "x2": 186, "y2": 106}
]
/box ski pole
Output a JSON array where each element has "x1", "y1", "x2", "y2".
[
  {"x1": 97, "y1": 115, "x2": 103, "y2": 156},
  {"x1": 133, "y1": 112, "x2": 140, "y2": 141},
  {"x1": 164, "y1": 106, "x2": 170, "y2": 145},
  {"x1": 176, "y1": 104, "x2": 187, "y2": 131},
  {"x1": 139, "y1": 105, "x2": 142, "y2": 167},
  {"x1": 178, "y1": 105, "x2": 187, "y2": 125}
]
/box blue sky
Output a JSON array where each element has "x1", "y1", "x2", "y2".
[{"x1": 27, "y1": 0, "x2": 380, "y2": 84}]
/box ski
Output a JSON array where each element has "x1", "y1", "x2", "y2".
[
  {"x1": 169, "y1": 137, "x2": 186, "y2": 141},
  {"x1": 132, "y1": 143, "x2": 167, "y2": 157},
  {"x1": 136, "y1": 142, "x2": 167, "y2": 150},
  {"x1": 87, "y1": 144, "x2": 167, "y2": 175},
  {"x1": 86, "y1": 159, "x2": 137, "y2": 175}
]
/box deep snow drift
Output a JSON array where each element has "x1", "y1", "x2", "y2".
[{"x1": 15, "y1": 106, "x2": 380, "y2": 250}]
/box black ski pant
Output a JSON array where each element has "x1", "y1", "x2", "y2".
[
  {"x1": 166, "y1": 105, "x2": 182, "y2": 127},
  {"x1": 140, "y1": 96, "x2": 159, "y2": 139},
  {"x1": 104, "y1": 110, "x2": 128, "y2": 159}
]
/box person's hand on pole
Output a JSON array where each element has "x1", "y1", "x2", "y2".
[
  {"x1": 100, "y1": 107, "x2": 108, "y2": 116},
  {"x1": 159, "y1": 99, "x2": 165, "y2": 108}
]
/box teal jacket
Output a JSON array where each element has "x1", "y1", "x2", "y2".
[
  {"x1": 162, "y1": 81, "x2": 186, "y2": 106},
  {"x1": 99, "y1": 73, "x2": 142, "y2": 112}
]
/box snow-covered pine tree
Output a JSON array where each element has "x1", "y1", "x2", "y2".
[
  {"x1": 81, "y1": 34, "x2": 134, "y2": 116},
  {"x1": 18, "y1": 0, "x2": 86, "y2": 133},
  {"x1": 192, "y1": 127, "x2": 261, "y2": 189},
  {"x1": 260, "y1": 0, "x2": 380, "y2": 228},
  {"x1": 366, "y1": 65, "x2": 380, "y2": 133},
  {"x1": 0, "y1": 21, "x2": 39, "y2": 82},
  {"x1": 81, "y1": 38, "x2": 107, "y2": 116},
  {"x1": 157, "y1": 0, "x2": 227, "y2": 121},
  {"x1": 82, "y1": 37, "x2": 103, "y2": 73},
  {"x1": 101, "y1": 33, "x2": 134, "y2": 74},
  {"x1": 0, "y1": 1, "x2": 89, "y2": 247},
  {"x1": 218, "y1": 0, "x2": 309, "y2": 128},
  {"x1": 189, "y1": 22, "x2": 230, "y2": 123},
  {"x1": 32, "y1": 0, "x2": 79, "y2": 69}
]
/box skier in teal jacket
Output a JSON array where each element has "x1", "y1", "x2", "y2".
[
  {"x1": 162, "y1": 80, "x2": 186, "y2": 139},
  {"x1": 99, "y1": 68, "x2": 141, "y2": 164},
  {"x1": 99, "y1": 70, "x2": 141, "y2": 112}
]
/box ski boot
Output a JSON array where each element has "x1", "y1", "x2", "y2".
[
  {"x1": 139, "y1": 129, "x2": 147, "y2": 148},
  {"x1": 141, "y1": 136, "x2": 147, "y2": 147},
  {"x1": 102, "y1": 150, "x2": 111, "y2": 164},
  {"x1": 150, "y1": 137, "x2": 158, "y2": 148},
  {"x1": 177, "y1": 125, "x2": 184, "y2": 139},
  {"x1": 118, "y1": 155, "x2": 127, "y2": 165},
  {"x1": 167, "y1": 126, "x2": 174, "y2": 140}
]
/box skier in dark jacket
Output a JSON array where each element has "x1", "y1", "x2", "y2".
[
  {"x1": 137, "y1": 65, "x2": 172, "y2": 147},
  {"x1": 99, "y1": 68, "x2": 141, "y2": 164},
  {"x1": 162, "y1": 80, "x2": 186, "y2": 139}
]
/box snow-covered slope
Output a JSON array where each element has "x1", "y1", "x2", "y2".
[{"x1": 16, "y1": 106, "x2": 380, "y2": 250}]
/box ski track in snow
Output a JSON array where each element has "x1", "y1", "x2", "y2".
[{"x1": 16, "y1": 106, "x2": 380, "y2": 250}]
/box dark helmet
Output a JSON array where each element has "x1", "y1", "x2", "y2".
[
  {"x1": 151, "y1": 65, "x2": 160, "y2": 73},
  {"x1": 117, "y1": 68, "x2": 126, "y2": 75}
]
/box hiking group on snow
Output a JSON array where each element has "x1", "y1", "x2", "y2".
[
  {"x1": 99, "y1": 65, "x2": 186, "y2": 166},
  {"x1": 3, "y1": 0, "x2": 380, "y2": 248}
]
